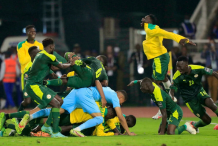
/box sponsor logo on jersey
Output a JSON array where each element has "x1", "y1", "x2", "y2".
[
  {"x1": 47, "y1": 94, "x2": 51, "y2": 99},
  {"x1": 205, "y1": 68, "x2": 210, "y2": 72}
]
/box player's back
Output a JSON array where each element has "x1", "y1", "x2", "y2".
[
  {"x1": 82, "y1": 57, "x2": 108, "y2": 81},
  {"x1": 28, "y1": 51, "x2": 53, "y2": 84},
  {"x1": 90, "y1": 87, "x2": 120, "y2": 108},
  {"x1": 151, "y1": 83, "x2": 177, "y2": 114}
]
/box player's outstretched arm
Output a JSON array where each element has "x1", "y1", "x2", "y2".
[
  {"x1": 95, "y1": 80, "x2": 107, "y2": 107},
  {"x1": 114, "y1": 107, "x2": 136, "y2": 136},
  {"x1": 127, "y1": 80, "x2": 142, "y2": 86},
  {"x1": 179, "y1": 39, "x2": 196, "y2": 46},
  {"x1": 159, "y1": 108, "x2": 167, "y2": 135},
  {"x1": 55, "y1": 62, "x2": 71, "y2": 70}
]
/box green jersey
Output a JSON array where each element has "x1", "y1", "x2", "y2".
[
  {"x1": 28, "y1": 50, "x2": 59, "y2": 84},
  {"x1": 81, "y1": 57, "x2": 108, "y2": 81},
  {"x1": 151, "y1": 82, "x2": 177, "y2": 115},
  {"x1": 53, "y1": 51, "x2": 67, "y2": 64},
  {"x1": 171, "y1": 65, "x2": 213, "y2": 102}
]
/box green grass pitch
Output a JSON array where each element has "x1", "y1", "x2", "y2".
[{"x1": 0, "y1": 117, "x2": 218, "y2": 146}]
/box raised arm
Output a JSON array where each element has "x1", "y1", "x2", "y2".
[{"x1": 127, "y1": 80, "x2": 142, "y2": 87}]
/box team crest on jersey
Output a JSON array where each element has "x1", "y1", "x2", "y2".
[
  {"x1": 25, "y1": 74, "x2": 28, "y2": 78},
  {"x1": 24, "y1": 92, "x2": 28, "y2": 97},
  {"x1": 196, "y1": 113, "x2": 200, "y2": 117},
  {"x1": 194, "y1": 74, "x2": 198, "y2": 78},
  {"x1": 47, "y1": 94, "x2": 51, "y2": 99},
  {"x1": 205, "y1": 68, "x2": 210, "y2": 72}
]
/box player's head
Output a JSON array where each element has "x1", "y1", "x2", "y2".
[
  {"x1": 105, "y1": 106, "x2": 117, "y2": 120},
  {"x1": 42, "y1": 38, "x2": 55, "y2": 54},
  {"x1": 64, "y1": 52, "x2": 76, "y2": 62},
  {"x1": 142, "y1": 14, "x2": 157, "y2": 25},
  {"x1": 140, "y1": 77, "x2": 154, "y2": 94},
  {"x1": 116, "y1": 90, "x2": 128, "y2": 105},
  {"x1": 26, "y1": 25, "x2": 36, "y2": 40},
  {"x1": 176, "y1": 56, "x2": 189, "y2": 74},
  {"x1": 28, "y1": 46, "x2": 40, "y2": 61},
  {"x1": 96, "y1": 55, "x2": 108, "y2": 67},
  {"x1": 125, "y1": 115, "x2": 136, "y2": 128}
]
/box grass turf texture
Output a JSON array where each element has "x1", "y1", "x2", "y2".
[{"x1": 0, "y1": 117, "x2": 218, "y2": 146}]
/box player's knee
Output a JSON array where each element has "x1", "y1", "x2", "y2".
[
  {"x1": 167, "y1": 130, "x2": 175, "y2": 135},
  {"x1": 206, "y1": 117, "x2": 212, "y2": 125},
  {"x1": 95, "y1": 116, "x2": 103, "y2": 125},
  {"x1": 22, "y1": 98, "x2": 31, "y2": 107}
]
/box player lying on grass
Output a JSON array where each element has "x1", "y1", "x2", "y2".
[
  {"x1": 140, "y1": 14, "x2": 196, "y2": 120},
  {"x1": 1, "y1": 105, "x2": 136, "y2": 137},
  {"x1": 44, "y1": 52, "x2": 108, "y2": 107},
  {"x1": 61, "y1": 86, "x2": 136, "y2": 136},
  {"x1": 170, "y1": 56, "x2": 218, "y2": 132},
  {"x1": 128, "y1": 77, "x2": 196, "y2": 135},
  {"x1": 27, "y1": 86, "x2": 135, "y2": 137}
]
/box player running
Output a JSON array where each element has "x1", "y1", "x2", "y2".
[
  {"x1": 170, "y1": 56, "x2": 218, "y2": 132},
  {"x1": 128, "y1": 77, "x2": 196, "y2": 135},
  {"x1": 140, "y1": 14, "x2": 196, "y2": 119}
]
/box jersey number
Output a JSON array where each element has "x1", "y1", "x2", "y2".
[
  {"x1": 96, "y1": 68, "x2": 102, "y2": 78},
  {"x1": 189, "y1": 80, "x2": 194, "y2": 86}
]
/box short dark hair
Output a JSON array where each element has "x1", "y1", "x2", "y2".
[
  {"x1": 141, "y1": 77, "x2": 152, "y2": 86},
  {"x1": 99, "y1": 55, "x2": 108, "y2": 67},
  {"x1": 28, "y1": 46, "x2": 38, "y2": 55},
  {"x1": 126, "y1": 115, "x2": 136, "y2": 128},
  {"x1": 177, "y1": 56, "x2": 188, "y2": 62},
  {"x1": 118, "y1": 90, "x2": 128, "y2": 101},
  {"x1": 107, "y1": 106, "x2": 117, "y2": 118},
  {"x1": 149, "y1": 14, "x2": 157, "y2": 24},
  {"x1": 42, "y1": 38, "x2": 54, "y2": 48},
  {"x1": 25, "y1": 25, "x2": 35, "y2": 32}
]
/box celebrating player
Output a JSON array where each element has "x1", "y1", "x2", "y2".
[
  {"x1": 24, "y1": 38, "x2": 73, "y2": 137},
  {"x1": 170, "y1": 56, "x2": 218, "y2": 132},
  {"x1": 128, "y1": 77, "x2": 196, "y2": 135},
  {"x1": 140, "y1": 14, "x2": 196, "y2": 119}
]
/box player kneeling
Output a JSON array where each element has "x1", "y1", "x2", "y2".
[{"x1": 128, "y1": 77, "x2": 196, "y2": 135}]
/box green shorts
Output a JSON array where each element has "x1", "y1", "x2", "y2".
[
  {"x1": 67, "y1": 65, "x2": 94, "y2": 89},
  {"x1": 25, "y1": 82, "x2": 57, "y2": 109},
  {"x1": 167, "y1": 106, "x2": 183, "y2": 127},
  {"x1": 152, "y1": 53, "x2": 170, "y2": 81},
  {"x1": 185, "y1": 89, "x2": 210, "y2": 118}
]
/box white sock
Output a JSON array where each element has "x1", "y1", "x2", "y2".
[
  {"x1": 163, "y1": 80, "x2": 171, "y2": 89},
  {"x1": 29, "y1": 115, "x2": 33, "y2": 121},
  {"x1": 73, "y1": 127, "x2": 81, "y2": 131}
]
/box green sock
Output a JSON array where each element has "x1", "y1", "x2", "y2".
[
  {"x1": 214, "y1": 108, "x2": 218, "y2": 117},
  {"x1": 44, "y1": 112, "x2": 53, "y2": 127},
  {"x1": 58, "y1": 126, "x2": 62, "y2": 132},
  {"x1": 194, "y1": 120, "x2": 208, "y2": 128},
  {"x1": 47, "y1": 79, "x2": 63, "y2": 86},
  {"x1": 6, "y1": 123, "x2": 16, "y2": 130},
  {"x1": 18, "y1": 104, "x2": 25, "y2": 112},
  {"x1": 175, "y1": 125, "x2": 187, "y2": 135},
  {"x1": 9, "y1": 111, "x2": 30, "y2": 119},
  {"x1": 52, "y1": 108, "x2": 60, "y2": 134}
]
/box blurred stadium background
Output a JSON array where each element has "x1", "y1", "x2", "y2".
[{"x1": 1, "y1": 0, "x2": 218, "y2": 109}]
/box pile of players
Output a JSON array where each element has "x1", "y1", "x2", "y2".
[{"x1": 0, "y1": 37, "x2": 136, "y2": 137}]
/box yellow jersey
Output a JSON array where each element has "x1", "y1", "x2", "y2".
[
  {"x1": 142, "y1": 23, "x2": 187, "y2": 60},
  {"x1": 69, "y1": 102, "x2": 113, "y2": 136},
  {"x1": 17, "y1": 40, "x2": 43, "y2": 74}
]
